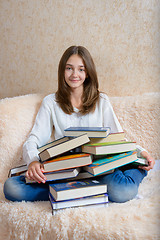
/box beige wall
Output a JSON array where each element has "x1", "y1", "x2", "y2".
[{"x1": 1, "y1": 0, "x2": 160, "y2": 99}]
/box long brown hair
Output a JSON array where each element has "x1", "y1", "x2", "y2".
[{"x1": 55, "y1": 46, "x2": 99, "y2": 114}]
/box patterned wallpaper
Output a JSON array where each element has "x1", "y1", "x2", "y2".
[{"x1": 0, "y1": 0, "x2": 160, "y2": 99}]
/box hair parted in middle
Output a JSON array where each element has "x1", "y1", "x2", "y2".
[{"x1": 55, "y1": 46, "x2": 100, "y2": 115}]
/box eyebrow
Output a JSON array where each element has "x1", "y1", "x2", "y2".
[{"x1": 66, "y1": 63, "x2": 85, "y2": 68}]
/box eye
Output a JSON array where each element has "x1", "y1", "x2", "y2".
[
  {"x1": 79, "y1": 68, "x2": 85, "y2": 72},
  {"x1": 66, "y1": 67, "x2": 72, "y2": 70}
]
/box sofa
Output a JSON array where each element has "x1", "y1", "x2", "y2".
[{"x1": 0, "y1": 92, "x2": 160, "y2": 240}]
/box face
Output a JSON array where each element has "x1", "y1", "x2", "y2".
[{"x1": 64, "y1": 54, "x2": 87, "y2": 91}]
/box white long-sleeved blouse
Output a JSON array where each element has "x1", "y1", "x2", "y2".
[{"x1": 23, "y1": 93, "x2": 145, "y2": 166}]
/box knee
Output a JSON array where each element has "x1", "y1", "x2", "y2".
[
  {"x1": 108, "y1": 182, "x2": 138, "y2": 203},
  {"x1": 3, "y1": 177, "x2": 25, "y2": 202}
]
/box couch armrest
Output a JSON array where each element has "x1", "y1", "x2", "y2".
[
  {"x1": 110, "y1": 92, "x2": 160, "y2": 159},
  {"x1": 0, "y1": 94, "x2": 44, "y2": 182}
]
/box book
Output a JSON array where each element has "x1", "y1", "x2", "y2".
[
  {"x1": 64, "y1": 127, "x2": 110, "y2": 138},
  {"x1": 82, "y1": 141, "x2": 136, "y2": 155},
  {"x1": 8, "y1": 164, "x2": 28, "y2": 178},
  {"x1": 39, "y1": 134, "x2": 90, "y2": 162},
  {"x1": 25, "y1": 167, "x2": 80, "y2": 183},
  {"x1": 89, "y1": 132, "x2": 125, "y2": 144},
  {"x1": 42, "y1": 153, "x2": 92, "y2": 172},
  {"x1": 132, "y1": 157, "x2": 148, "y2": 166},
  {"x1": 49, "y1": 192, "x2": 108, "y2": 210},
  {"x1": 38, "y1": 136, "x2": 70, "y2": 152},
  {"x1": 49, "y1": 179, "x2": 107, "y2": 201},
  {"x1": 66, "y1": 168, "x2": 114, "y2": 181},
  {"x1": 26, "y1": 168, "x2": 114, "y2": 184},
  {"x1": 83, "y1": 151, "x2": 137, "y2": 176},
  {"x1": 51, "y1": 202, "x2": 108, "y2": 215}
]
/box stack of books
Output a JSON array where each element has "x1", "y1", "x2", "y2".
[
  {"x1": 64, "y1": 127, "x2": 139, "y2": 177},
  {"x1": 9, "y1": 127, "x2": 148, "y2": 214},
  {"x1": 37, "y1": 130, "x2": 110, "y2": 214},
  {"x1": 49, "y1": 179, "x2": 108, "y2": 215}
]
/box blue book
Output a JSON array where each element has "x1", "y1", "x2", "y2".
[
  {"x1": 49, "y1": 179, "x2": 107, "y2": 201},
  {"x1": 49, "y1": 192, "x2": 108, "y2": 210},
  {"x1": 64, "y1": 127, "x2": 111, "y2": 138},
  {"x1": 83, "y1": 151, "x2": 137, "y2": 176},
  {"x1": 51, "y1": 201, "x2": 108, "y2": 215}
]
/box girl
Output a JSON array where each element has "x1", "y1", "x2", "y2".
[{"x1": 4, "y1": 46, "x2": 155, "y2": 202}]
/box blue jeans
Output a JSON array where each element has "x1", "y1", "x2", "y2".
[{"x1": 3, "y1": 168, "x2": 147, "y2": 203}]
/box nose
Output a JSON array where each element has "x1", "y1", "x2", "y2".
[{"x1": 72, "y1": 69, "x2": 78, "y2": 77}]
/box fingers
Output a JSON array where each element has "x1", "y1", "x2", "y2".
[
  {"x1": 138, "y1": 152, "x2": 155, "y2": 171},
  {"x1": 147, "y1": 159, "x2": 155, "y2": 171},
  {"x1": 28, "y1": 169, "x2": 45, "y2": 183},
  {"x1": 26, "y1": 161, "x2": 47, "y2": 183},
  {"x1": 138, "y1": 164, "x2": 152, "y2": 171}
]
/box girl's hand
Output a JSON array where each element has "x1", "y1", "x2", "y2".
[
  {"x1": 25, "y1": 161, "x2": 47, "y2": 183},
  {"x1": 138, "y1": 151, "x2": 155, "y2": 171}
]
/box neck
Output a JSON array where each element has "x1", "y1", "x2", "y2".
[{"x1": 70, "y1": 87, "x2": 83, "y2": 109}]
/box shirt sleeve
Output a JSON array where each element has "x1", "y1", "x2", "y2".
[
  {"x1": 136, "y1": 145, "x2": 147, "y2": 157},
  {"x1": 23, "y1": 96, "x2": 53, "y2": 166}
]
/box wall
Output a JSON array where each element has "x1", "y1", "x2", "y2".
[{"x1": 0, "y1": 0, "x2": 160, "y2": 99}]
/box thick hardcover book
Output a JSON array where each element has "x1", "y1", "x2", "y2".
[
  {"x1": 49, "y1": 179, "x2": 107, "y2": 201},
  {"x1": 39, "y1": 134, "x2": 90, "y2": 162},
  {"x1": 26, "y1": 167, "x2": 80, "y2": 184},
  {"x1": 89, "y1": 132, "x2": 125, "y2": 144},
  {"x1": 8, "y1": 164, "x2": 28, "y2": 178},
  {"x1": 49, "y1": 192, "x2": 108, "y2": 210},
  {"x1": 82, "y1": 141, "x2": 136, "y2": 155},
  {"x1": 51, "y1": 202, "x2": 108, "y2": 215},
  {"x1": 64, "y1": 127, "x2": 110, "y2": 138},
  {"x1": 83, "y1": 151, "x2": 137, "y2": 176},
  {"x1": 42, "y1": 153, "x2": 92, "y2": 172},
  {"x1": 38, "y1": 136, "x2": 70, "y2": 152}
]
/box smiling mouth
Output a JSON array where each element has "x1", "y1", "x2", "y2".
[{"x1": 70, "y1": 79, "x2": 80, "y2": 82}]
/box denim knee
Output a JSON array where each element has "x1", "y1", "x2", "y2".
[
  {"x1": 3, "y1": 177, "x2": 26, "y2": 202},
  {"x1": 98, "y1": 168, "x2": 144, "y2": 203},
  {"x1": 4, "y1": 176, "x2": 49, "y2": 202},
  {"x1": 107, "y1": 181, "x2": 138, "y2": 203}
]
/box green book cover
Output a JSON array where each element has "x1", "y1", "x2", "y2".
[{"x1": 85, "y1": 141, "x2": 135, "y2": 147}]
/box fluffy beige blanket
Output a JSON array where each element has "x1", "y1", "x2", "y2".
[
  {"x1": 0, "y1": 93, "x2": 160, "y2": 239},
  {"x1": 0, "y1": 166, "x2": 159, "y2": 240}
]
